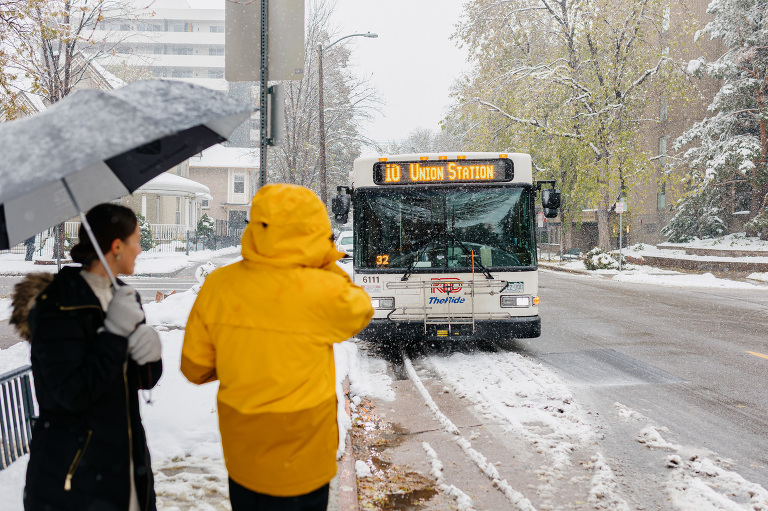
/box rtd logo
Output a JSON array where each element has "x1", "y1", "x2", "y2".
[{"x1": 431, "y1": 278, "x2": 462, "y2": 294}]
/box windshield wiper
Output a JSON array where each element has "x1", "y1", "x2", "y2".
[
  {"x1": 401, "y1": 237, "x2": 435, "y2": 281},
  {"x1": 446, "y1": 230, "x2": 494, "y2": 280}
]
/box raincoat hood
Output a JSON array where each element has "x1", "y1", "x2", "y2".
[{"x1": 241, "y1": 183, "x2": 344, "y2": 268}]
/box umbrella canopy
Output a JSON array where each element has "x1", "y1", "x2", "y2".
[{"x1": 0, "y1": 79, "x2": 254, "y2": 250}]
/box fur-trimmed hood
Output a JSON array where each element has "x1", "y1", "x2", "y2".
[{"x1": 10, "y1": 272, "x2": 54, "y2": 341}]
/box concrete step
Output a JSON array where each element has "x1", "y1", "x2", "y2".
[{"x1": 641, "y1": 254, "x2": 768, "y2": 273}]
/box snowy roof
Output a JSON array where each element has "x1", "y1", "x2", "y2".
[
  {"x1": 188, "y1": 144, "x2": 259, "y2": 169},
  {"x1": 88, "y1": 60, "x2": 126, "y2": 90},
  {"x1": 136, "y1": 172, "x2": 210, "y2": 196}
]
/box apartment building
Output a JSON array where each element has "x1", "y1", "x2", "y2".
[{"x1": 91, "y1": 0, "x2": 256, "y2": 147}]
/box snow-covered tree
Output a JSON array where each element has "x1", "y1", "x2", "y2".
[
  {"x1": 268, "y1": 0, "x2": 380, "y2": 206},
  {"x1": 385, "y1": 127, "x2": 464, "y2": 154},
  {"x1": 673, "y1": 0, "x2": 768, "y2": 236},
  {"x1": 450, "y1": 0, "x2": 679, "y2": 249},
  {"x1": 0, "y1": 0, "x2": 134, "y2": 115},
  {"x1": 662, "y1": 184, "x2": 727, "y2": 242}
]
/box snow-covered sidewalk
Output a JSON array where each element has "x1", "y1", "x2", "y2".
[
  {"x1": 0, "y1": 263, "x2": 394, "y2": 511},
  {"x1": 540, "y1": 233, "x2": 768, "y2": 287}
]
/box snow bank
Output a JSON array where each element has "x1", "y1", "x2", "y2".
[
  {"x1": 0, "y1": 456, "x2": 27, "y2": 510},
  {"x1": 333, "y1": 340, "x2": 395, "y2": 459},
  {"x1": 140, "y1": 330, "x2": 223, "y2": 462},
  {"x1": 143, "y1": 289, "x2": 198, "y2": 328},
  {"x1": 334, "y1": 341, "x2": 395, "y2": 403},
  {"x1": 613, "y1": 271, "x2": 758, "y2": 289},
  {"x1": 0, "y1": 342, "x2": 30, "y2": 375}
]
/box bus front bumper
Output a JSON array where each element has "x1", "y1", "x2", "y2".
[{"x1": 357, "y1": 316, "x2": 541, "y2": 342}]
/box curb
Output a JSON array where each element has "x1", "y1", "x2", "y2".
[
  {"x1": 538, "y1": 262, "x2": 590, "y2": 275},
  {"x1": 338, "y1": 378, "x2": 358, "y2": 511}
]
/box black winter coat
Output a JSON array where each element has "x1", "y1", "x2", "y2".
[{"x1": 23, "y1": 266, "x2": 162, "y2": 511}]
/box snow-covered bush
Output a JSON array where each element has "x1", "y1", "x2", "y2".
[
  {"x1": 744, "y1": 213, "x2": 768, "y2": 240},
  {"x1": 583, "y1": 247, "x2": 625, "y2": 270}
]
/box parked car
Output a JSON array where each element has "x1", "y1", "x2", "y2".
[{"x1": 336, "y1": 230, "x2": 353, "y2": 257}]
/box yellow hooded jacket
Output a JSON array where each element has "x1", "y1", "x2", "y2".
[{"x1": 181, "y1": 184, "x2": 373, "y2": 497}]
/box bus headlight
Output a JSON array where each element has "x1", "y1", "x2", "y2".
[
  {"x1": 500, "y1": 295, "x2": 531, "y2": 308},
  {"x1": 371, "y1": 297, "x2": 395, "y2": 309}
]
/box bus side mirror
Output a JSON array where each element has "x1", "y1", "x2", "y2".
[
  {"x1": 332, "y1": 193, "x2": 350, "y2": 224},
  {"x1": 542, "y1": 189, "x2": 560, "y2": 218}
]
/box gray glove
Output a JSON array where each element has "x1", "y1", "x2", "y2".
[
  {"x1": 127, "y1": 324, "x2": 162, "y2": 365},
  {"x1": 103, "y1": 286, "x2": 144, "y2": 337}
]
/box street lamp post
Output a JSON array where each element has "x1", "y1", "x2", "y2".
[{"x1": 318, "y1": 32, "x2": 377, "y2": 207}]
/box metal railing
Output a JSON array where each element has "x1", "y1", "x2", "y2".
[
  {"x1": 0, "y1": 220, "x2": 246, "y2": 256},
  {"x1": 0, "y1": 365, "x2": 37, "y2": 470},
  {"x1": 385, "y1": 280, "x2": 510, "y2": 334}
]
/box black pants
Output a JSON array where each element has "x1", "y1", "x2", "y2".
[{"x1": 228, "y1": 478, "x2": 329, "y2": 511}]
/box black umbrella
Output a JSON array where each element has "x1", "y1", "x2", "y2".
[{"x1": 0, "y1": 79, "x2": 254, "y2": 285}]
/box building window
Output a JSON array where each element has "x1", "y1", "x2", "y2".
[
  {"x1": 201, "y1": 199, "x2": 210, "y2": 209},
  {"x1": 210, "y1": 25, "x2": 225, "y2": 33},
  {"x1": 208, "y1": 69, "x2": 224, "y2": 79},
  {"x1": 171, "y1": 69, "x2": 193, "y2": 78},
  {"x1": 173, "y1": 46, "x2": 194, "y2": 55},
  {"x1": 120, "y1": 23, "x2": 130, "y2": 31},
  {"x1": 173, "y1": 23, "x2": 193, "y2": 32},
  {"x1": 176, "y1": 197, "x2": 181, "y2": 224},
  {"x1": 658, "y1": 136, "x2": 667, "y2": 167},
  {"x1": 209, "y1": 47, "x2": 224, "y2": 56},
  {"x1": 657, "y1": 182, "x2": 666, "y2": 211},
  {"x1": 234, "y1": 174, "x2": 245, "y2": 194}
]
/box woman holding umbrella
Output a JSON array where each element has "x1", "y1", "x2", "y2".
[{"x1": 11, "y1": 203, "x2": 163, "y2": 511}]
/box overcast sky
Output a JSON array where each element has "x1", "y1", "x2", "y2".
[{"x1": 330, "y1": 0, "x2": 469, "y2": 149}]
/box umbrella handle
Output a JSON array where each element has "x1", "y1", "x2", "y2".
[{"x1": 61, "y1": 178, "x2": 119, "y2": 288}]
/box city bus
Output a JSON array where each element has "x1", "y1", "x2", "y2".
[{"x1": 332, "y1": 152, "x2": 560, "y2": 343}]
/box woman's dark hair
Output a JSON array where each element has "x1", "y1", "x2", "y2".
[{"x1": 70, "y1": 203, "x2": 138, "y2": 267}]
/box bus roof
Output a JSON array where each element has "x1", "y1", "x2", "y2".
[{"x1": 351, "y1": 152, "x2": 533, "y2": 188}]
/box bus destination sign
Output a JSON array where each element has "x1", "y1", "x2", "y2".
[{"x1": 373, "y1": 158, "x2": 514, "y2": 185}]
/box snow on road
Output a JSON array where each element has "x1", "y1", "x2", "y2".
[{"x1": 420, "y1": 351, "x2": 768, "y2": 509}]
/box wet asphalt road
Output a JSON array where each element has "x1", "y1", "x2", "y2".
[
  {"x1": 354, "y1": 268, "x2": 768, "y2": 508},
  {"x1": 523, "y1": 270, "x2": 768, "y2": 494}
]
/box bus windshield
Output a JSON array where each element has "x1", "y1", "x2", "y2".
[{"x1": 354, "y1": 186, "x2": 536, "y2": 271}]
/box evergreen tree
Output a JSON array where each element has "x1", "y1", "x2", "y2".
[
  {"x1": 673, "y1": 0, "x2": 768, "y2": 238},
  {"x1": 662, "y1": 185, "x2": 727, "y2": 242},
  {"x1": 136, "y1": 213, "x2": 155, "y2": 251}
]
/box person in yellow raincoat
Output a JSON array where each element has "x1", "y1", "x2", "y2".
[{"x1": 181, "y1": 183, "x2": 373, "y2": 511}]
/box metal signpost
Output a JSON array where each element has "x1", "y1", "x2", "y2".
[
  {"x1": 225, "y1": 0, "x2": 305, "y2": 187},
  {"x1": 616, "y1": 200, "x2": 625, "y2": 271}
]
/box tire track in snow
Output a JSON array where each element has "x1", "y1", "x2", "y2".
[
  {"x1": 403, "y1": 356, "x2": 537, "y2": 511},
  {"x1": 426, "y1": 350, "x2": 627, "y2": 509},
  {"x1": 422, "y1": 442, "x2": 476, "y2": 511}
]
